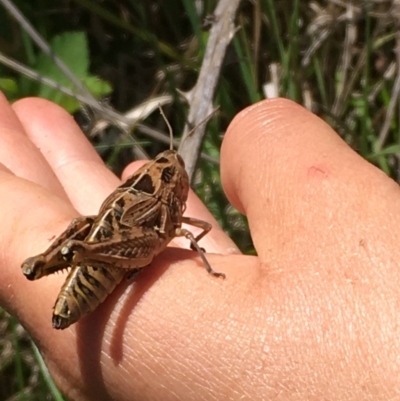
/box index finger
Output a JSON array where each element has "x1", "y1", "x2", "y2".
[{"x1": 12, "y1": 97, "x2": 120, "y2": 215}]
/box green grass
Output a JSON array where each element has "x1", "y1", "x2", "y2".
[{"x1": 0, "y1": 0, "x2": 398, "y2": 399}]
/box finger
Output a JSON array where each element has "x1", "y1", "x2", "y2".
[
  {"x1": 0, "y1": 92, "x2": 66, "y2": 196},
  {"x1": 122, "y1": 162, "x2": 240, "y2": 254},
  {"x1": 221, "y1": 98, "x2": 400, "y2": 262},
  {"x1": 12, "y1": 97, "x2": 120, "y2": 215}
]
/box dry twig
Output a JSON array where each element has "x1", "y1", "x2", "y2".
[{"x1": 178, "y1": 0, "x2": 241, "y2": 180}]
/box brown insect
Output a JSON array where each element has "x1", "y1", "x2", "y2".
[{"x1": 21, "y1": 114, "x2": 225, "y2": 329}]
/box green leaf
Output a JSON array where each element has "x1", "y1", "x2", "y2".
[
  {"x1": 36, "y1": 31, "x2": 88, "y2": 81},
  {"x1": 83, "y1": 76, "x2": 112, "y2": 98},
  {"x1": 33, "y1": 31, "x2": 110, "y2": 112}
]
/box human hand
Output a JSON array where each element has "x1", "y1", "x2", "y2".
[{"x1": 0, "y1": 93, "x2": 399, "y2": 400}]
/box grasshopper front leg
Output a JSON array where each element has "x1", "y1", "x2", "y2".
[{"x1": 21, "y1": 216, "x2": 95, "y2": 280}]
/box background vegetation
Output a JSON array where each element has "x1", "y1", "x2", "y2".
[{"x1": 0, "y1": 0, "x2": 398, "y2": 399}]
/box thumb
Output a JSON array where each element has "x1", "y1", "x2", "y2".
[{"x1": 221, "y1": 98, "x2": 400, "y2": 263}]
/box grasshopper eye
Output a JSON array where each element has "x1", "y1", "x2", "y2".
[{"x1": 161, "y1": 166, "x2": 175, "y2": 183}]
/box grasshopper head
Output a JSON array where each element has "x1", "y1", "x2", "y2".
[
  {"x1": 154, "y1": 149, "x2": 189, "y2": 202},
  {"x1": 120, "y1": 149, "x2": 190, "y2": 205}
]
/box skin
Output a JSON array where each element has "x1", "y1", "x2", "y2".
[{"x1": 0, "y1": 92, "x2": 399, "y2": 400}]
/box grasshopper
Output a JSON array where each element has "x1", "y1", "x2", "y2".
[{"x1": 21, "y1": 113, "x2": 225, "y2": 330}]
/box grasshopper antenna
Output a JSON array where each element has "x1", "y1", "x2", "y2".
[
  {"x1": 158, "y1": 105, "x2": 220, "y2": 151},
  {"x1": 185, "y1": 106, "x2": 220, "y2": 138},
  {"x1": 158, "y1": 105, "x2": 174, "y2": 150}
]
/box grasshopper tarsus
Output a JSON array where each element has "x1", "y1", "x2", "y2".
[
  {"x1": 199, "y1": 255, "x2": 226, "y2": 279},
  {"x1": 210, "y1": 270, "x2": 226, "y2": 279},
  {"x1": 203, "y1": 260, "x2": 226, "y2": 279}
]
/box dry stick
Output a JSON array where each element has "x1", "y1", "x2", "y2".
[
  {"x1": 0, "y1": 51, "x2": 162, "y2": 148},
  {"x1": 0, "y1": 52, "x2": 111, "y2": 113},
  {"x1": 0, "y1": 48, "x2": 142, "y2": 132},
  {"x1": 178, "y1": 0, "x2": 242, "y2": 181}
]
